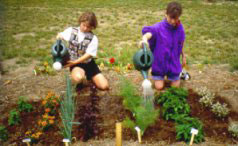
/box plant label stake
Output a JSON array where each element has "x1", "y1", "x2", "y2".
[
  {"x1": 189, "y1": 128, "x2": 198, "y2": 146},
  {"x1": 116, "y1": 122, "x2": 122, "y2": 146},
  {"x1": 22, "y1": 138, "x2": 31, "y2": 146},
  {"x1": 63, "y1": 138, "x2": 70, "y2": 146},
  {"x1": 135, "y1": 126, "x2": 142, "y2": 143}
]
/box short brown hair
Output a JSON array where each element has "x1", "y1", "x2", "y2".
[
  {"x1": 78, "y1": 11, "x2": 98, "y2": 29},
  {"x1": 166, "y1": 2, "x2": 182, "y2": 19}
]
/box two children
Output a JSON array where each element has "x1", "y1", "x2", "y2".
[{"x1": 57, "y1": 1, "x2": 186, "y2": 91}]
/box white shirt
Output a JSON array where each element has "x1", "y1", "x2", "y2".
[{"x1": 59, "y1": 27, "x2": 98, "y2": 62}]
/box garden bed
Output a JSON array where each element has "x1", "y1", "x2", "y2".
[{"x1": 0, "y1": 85, "x2": 238, "y2": 145}]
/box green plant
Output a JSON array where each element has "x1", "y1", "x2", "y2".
[
  {"x1": 60, "y1": 75, "x2": 76, "y2": 140},
  {"x1": 120, "y1": 77, "x2": 159, "y2": 135},
  {"x1": 211, "y1": 102, "x2": 230, "y2": 118},
  {"x1": 17, "y1": 96, "x2": 33, "y2": 112},
  {"x1": 228, "y1": 122, "x2": 238, "y2": 138},
  {"x1": 162, "y1": 98, "x2": 190, "y2": 121},
  {"x1": 195, "y1": 86, "x2": 211, "y2": 97},
  {"x1": 0, "y1": 125, "x2": 8, "y2": 141},
  {"x1": 175, "y1": 116, "x2": 204, "y2": 143},
  {"x1": 157, "y1": 87, "x2": 190, "y2": 120},
  {"x1": 8, "y1": 109, "x2": 21, "y2": 126}
]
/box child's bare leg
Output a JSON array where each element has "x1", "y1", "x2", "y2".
[
  {"x1": 71, "y1": 67, "x2": 85, "y2": 84},
  {"x1": 154, "y1": 80, "x2": 165, "y2": 91},
  {"x1": 92, "y1": 73, "x2": 109, "y2": 90},
  {"x1": 171, "y1": 80, "x2": 180, "y2": 88}
]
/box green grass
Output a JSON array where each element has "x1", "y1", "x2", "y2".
[{"x1": 0, "y1": 0, "x2": 238, "y2": 70}]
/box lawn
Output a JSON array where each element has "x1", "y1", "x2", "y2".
[{"x1": 0, "y1": 0, "x2": 238, "y2": 70}]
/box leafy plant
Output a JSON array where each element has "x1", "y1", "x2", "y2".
[
  {"x1": 211, "y1": 102, "x2": 230, "y2": 118},
  {"x1": 228, "y1": 122, "x2": 238, "y2": 138},
  {"x1": 38, "y1": 114, "x2": 55, "y2": 131},
  {"x1": 157, "y1": 87, "x2": 189, "y2": 120},
  {"x1": 162, "y1": 98, "x2": 190, "y2": 120},
  {"x1": 120, "y1": 77, "x2": 159, "y2": 135},
  {"x1": 60, "y1": 75, "x2": 76, "y2": 140},
  {"x1": 42, "y1": 91, "x2": 60, "y2": 115},
  {"x1": 8, "y1": 109, "x2": 21, "y2": 126},
  {"x1": 0, "y1": 125, "x2": 8, "y2": 141},
  {"x1": 17, "y1": 96, "x2": 33, "y2": 112},
  {"x1": 175, "y1": 116, "x2": 204, "y2": 143}
]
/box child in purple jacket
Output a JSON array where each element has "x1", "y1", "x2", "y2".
[{"x1": 141, "y1": 2, "x2": 186, "y2": 90}]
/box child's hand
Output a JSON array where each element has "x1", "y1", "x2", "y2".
[
  {"x1": 138, "y1": 40, "x2": 149, "y2": 48},
  {"x1": 56, "y1": 33, "x2": 63, "y2": 40},
  {"x1": 64, "y1": 60, "x2": 77, "y2": 68}
]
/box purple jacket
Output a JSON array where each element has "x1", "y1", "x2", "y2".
[{"x1": 142, "y1": 19, "x2": 185, "y2": 77}]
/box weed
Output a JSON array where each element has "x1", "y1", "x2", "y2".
[
  {"x1": 8, "y1": 109, "x2": 21, "y2": 126},
  {"x1": 0, "y1": 125, "x2": 8, "y2": 141},
  {"x1": 17, "y1": 96, "x2": 33, "y2": 112}
]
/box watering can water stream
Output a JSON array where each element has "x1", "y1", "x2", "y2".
[
  {"x1": 51, "y1": 40, "x2": 69, "y2": 70},
  {"x1": 133, "y1": 43, "x2": 153, "y2": 79}
]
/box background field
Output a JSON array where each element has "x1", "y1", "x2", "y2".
[{"x1": 0, "y1": 0, "x2": 238, "y2": 70}]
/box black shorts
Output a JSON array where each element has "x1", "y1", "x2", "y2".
[{"x1": 70, "y1": 59, "x2": 101, "y2": 80}]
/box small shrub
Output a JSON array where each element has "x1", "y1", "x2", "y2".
[
  {"x1": 17, "y1": 96, "x2": 33, "y2": 112},
  {"x1": 211, "y1": 102, "x2": 230, "y2": 118},
  {"x1": 8, "y1": 109, "x2": 21, "y2": 126},
  {"x1": 195, "y1": 86, "x2": 211, "y2": 97},
  {"x1": 228, "y1": 122, "x2": 238, "y2": 138},
  {"x1": 199, "y1": 92, "x2": 215, "y2": 107},
  {"x1": 175, "y1": 116, "x2": 204, "y2": 143},
  {"x1": 0, "y1": 125, "x2": 8, "y2": 141}
]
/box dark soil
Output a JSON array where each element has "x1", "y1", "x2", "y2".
[{"x1": 1, "y1": 84, "x2": 238, "y2": 145}]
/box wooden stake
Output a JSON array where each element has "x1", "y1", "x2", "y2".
[
  {"x1": 116, "y1": 122, "x2": 122, "y2": 146},
  {"x1": 63, "y1": 138, "x2": 70, "y2": 146},
  {"x1": 189, "y1": 128, "x2": 198, "y2": 146},
  {"x1": 135, "y1": 127, "x2": 141, "y2": 143},
  {"x1": 189, "y1": 133, "x2": 195, "y2": 146},
  {"x1": 22, "y1": 138, "x2": 31, "y2": 146}
]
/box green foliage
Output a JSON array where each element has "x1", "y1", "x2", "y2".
[
  {"x1": 175, "y1": 116, "x2": 204, "y2": 143},
  {"x1": 8, "y1": 109, "x2": 21, "y2": 126},
  {"x1": 17, "y1": 96, "x2": 33, "y2": 112},
  {"x1": 120, "y1": 77, "x2": 159, "y2": 135},
  {"x1": 60, "y1": 75, "x2": 76, "y2": 140},
  {"x1": 0, "y1": 125, "x2": 8, "y2": 142},
  {"x1": 157, "y1": 87, "x2": 189, "y2": 120},
  {"x1": 228, "y1": 122, "x2": 238, "y2": 138}
]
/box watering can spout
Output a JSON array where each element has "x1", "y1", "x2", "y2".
[{"x1": 133, "y1": 43, "x2": 153, "y2": 79}]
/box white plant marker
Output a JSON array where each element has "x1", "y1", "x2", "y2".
[
  {"x1": 22, "y1": 138, "x2": 31, "y2": 146},
  {"x1": 135, "y1": 126, "x2": 142, "y2": 143},
  {"x1": 116, "y1": 122, "x2": 122, "y2": 146},
  {"x1": 189, "y1": 128, "x2": 198, "y2": 146},
  {"x1": 63, "y1": 138, "x2": 70, "y2": 146}
]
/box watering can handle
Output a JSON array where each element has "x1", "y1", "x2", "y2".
[
  {"x1": 56, "y1": 40, "x2": 62, "y2": 56},
  {"x1": 142, "y1": 42, "x2": 148, "y2": 66}
]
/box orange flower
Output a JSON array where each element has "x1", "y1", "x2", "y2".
[
  {"x1": 42, "y1": 100, "x2": 47, "y2": 105},
  {"x1": 41, "y1": 121, "x2": 47, "y2": 127},
  {"x1": 52, "y1": 99, "x2": 57, "y2": 104},
  {"x1": 49, "y1": 120, "x2": 54, "y2": 124},
  {"x1": 45, "y1": 108, "x2": 51, "y2": 113},
  {"x1": 38, "y1": 120, "x2": 42, "y2": 126},
  {"x1": 36, "y1": 132, "x2": 42, "y2": 137}
]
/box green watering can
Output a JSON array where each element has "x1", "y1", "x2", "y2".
[
  {"x1": 51, "y1": 40, "x2": 69, "y2": 70},
  {"x1": 133, "y1": 43, "x2": 153, "y2": 79}
]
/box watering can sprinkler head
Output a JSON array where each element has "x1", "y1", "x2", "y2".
[
  {"x1": 51, "y1": 39, "x2": 69, "y2": 70},
  {"x1": 133, "y1": 43, "x2": 153, "y2": 79}
]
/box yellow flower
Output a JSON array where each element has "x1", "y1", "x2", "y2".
[
  {"x1": 49, "y1": 120, "x2": 54, "y2": 124},
  {"x1": 38, "y1": 120, "x2": 42, "y2": 126},
  {"x1": 43, "y1": 114, "x2": 49, "y2": 119},
  {"x1": 36, "y1": 132, "x2": 42, "y2": 137},
  {"x1": 25, "y1": 131, "x2": 31, "y2": 135},
  {"x1": 43, "y1": 61, "x2": 48, "y2": 67},
  {"x1": 48, "y1": 116, "x2": 55, "y2": 120}
]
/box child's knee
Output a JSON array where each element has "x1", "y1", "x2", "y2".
[
  {"x1": 72, "y1": 74, "x2": 85, "y2": 83},
  {"x1": 154, "y1": 82, "x2": 164, "y2": 91}
]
